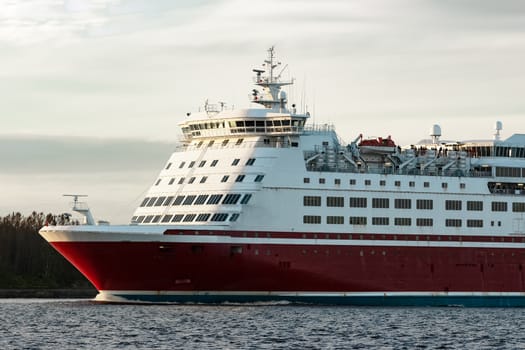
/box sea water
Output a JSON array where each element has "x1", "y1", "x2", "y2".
[{"x1": 0, "y1": 299, "x2": 523, "y2": 349}]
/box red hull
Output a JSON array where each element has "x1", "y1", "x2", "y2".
[{"x1": 51, "y1": 237, "x2": 525, "y2": 294}]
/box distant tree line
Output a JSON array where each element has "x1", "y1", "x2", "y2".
[{"x1": 0, "y1": 212, "x2": 92, "y2": 289}]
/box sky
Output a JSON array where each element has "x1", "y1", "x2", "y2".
[{"x1": 1, "y1": 0, "x2": 524, "y2": 223}]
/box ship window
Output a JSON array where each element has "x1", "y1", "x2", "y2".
[
  {"x1": 221, "y1": 175, "x2": 229, "y2": 183},
  {"x1": 442, "y1": 182, "x2": 448, "y2": 189},
  {"x1": 179, "y1": 161, "x2": 186, "y2": 168},
  {"x1": 416, "y1": 199, "x2": 433, "y2": 210},
  {"x1": 222, "y1": 140, "x2": 229, "y2": 147},
  {"x1": 467, "y1": 219, "x2": 483, "y2": 227},
  {"x1": 183, "y1": 195, "x2": 196, "y2": 205},
  {"x1": 334, "y1": 179, "x2": 341, "y2": 185},
  {"x1": 143, "y1": 215, "x2": 154, "y2": 224},
  {"x1": 223, "y1": 194, "x2": 242, "y2": 204},
  {"x1": 236, "y1": 139, "x2": 244, "y2": 145},
  {"x1": 152, "y1": 215, "x2": 161, "y2": 223},
  {"x1": 349, "y1": 217, "x2": 367, "y2": 225},
  {"x1": 424, "y1": 182, "x2": 430, "y2": 188},
  {"x1": 171, "y1": 214, "x2": 184, "y2": 222},
  {"x1": 394, "y1": 218, "x2": 411, "y2": 226},
  {"x1": 350, "y1": 179, "x2": 356, "y2": 185},
  {"x1": 197, "y1": 141, "x2": 203, "y2": 148},
  {"x1": 446, "y1": 219, "x2": 462, "y2": 227},
  {"x1": 319, "y1": 178, "x2": 326, "y2": 184},
  {"x1": 379, "y1": 180, "x2": 386, "y2": 186},
  {"x1": 395, "y1": 199, "x2": 411, "y2": 209},
  {"x1": 372, "y1": 217, "x2": 389, "y2": 226},
  {"x1": 230, "y1": 213, "x2": 240, "y2": 222},
  {"x1": 173, "y1": 195, "x2": 185, "y2": 205},
  {"x1": 140, "y1": 198, "x2": 149, "y2": 207},
  {"x1": 327, "y1": 196, "x2": 344, "y2": 207},
  {"x1": 409, "y1": 181, "x2": 415, "y2": 187},
  {"x1": 168, "y1": 178, "x2": 175, "y2": 185},
  {"x1": 196, "y1": 213, "x2": 211, "y2": 222},
  {"x1": 178, "y1": 178, "x2": 185, "y2": 184},
  {"x1": 188, "y1": 161, "x2": 195, "y2": 168},
  {"x1": 131, "y1": 216, "x2": 137, "y2": 222},
  {"x1": 395, "y1": 181, "x2": 401, "y2": 187},
  {"x1": 188, "y1": 177, "x2": 196, "y2": 184},
  {"x1": 303, "y1": 215, "x2": 321, "y2": 224},
  {"x1": 304, "y1": 178, "x2": 310, "y2": 183},
  {"x1": 208, "y1": 140, "x2": 214, "y2": 147},
  {"x1": 327, "y1": 216, "x2": 344, "y2": 224},
  {"x1": 513, "y1": 202, "x2": 525, "y2": 212},
  {"x1": 467, "y1": 201, "x2": 483, "y2": 211},
  {"x1": 199, "y1": 160, "x2": 206, "y2": 167},
  {"x1": 291, "y1": 142, "x2": 299, "y2": 147},
  {"x1": 460, "y1": 183, "x2": 466, "y2": 189},
  {"x1": 372, "y1": 198, "x2": 389, "y2": 208},
  {"x1": 194, "y1": 195, "x2": 209, "y2": 205},
  {"x1": 183, "y1": 214, "x2": 196, "y2": 222},
  {"x1": 207, "y1": 194, "x2": 223, "y2": 204},
  {"x1": 155, "y1": 179, "x2": 161, "y2": 186},
  {"x1": 254, "y1": 175, "x2": 265, "y2": 182},
  {"x1": 162, "y1": 215, "x2": 173, "y2": 223},
  {"x1": 136, "y1": 216, "x2": 145, "y2": 223},
  {"x1": 416, "y1": 218, "x2": 433, "y2": 227},
  {"x1": 240, "y1": 194, "x2": 252, "y2": 204},
  {"x1": 146, "y1": 197, "x2": 157, "y2": 207},
  {"x1": 211, "y1": 213, "x2": 229, "y2": 221},
  {"x1": 349, "y1": 197, "x2": 367, "y2": 208},
  {"x1": 155, "y1": 197, "x2": 166, "y2": 206},
  {"x1": 365, "y1": 180, "x2": 371, "y2": 186},
  {"x1": 304, "y1": 196, "x2": 321, "y2": 206},
  {"x1": 164, "y1": 196, "x2": 174, "y2": 206},
  {"x1": 491, "y1": 201, "x2": 508, "y2": 212},
  {"x1": 232, "y1": 159, "x2": 240, "y2": 166},
  {"x1": 165, "y1": 162, "x2": 172, "y2": 170},
  {"x1": 211, "y1": 159, "x2": 219, "y2": 167},
  {"x1": 235, "y1": 175, "x2": 245, "y2": 182},
  {"x1": 445, "y1": 200, "x2": 462, "y2": 210},
  {"x1": 246, "y1": 158, "x2": 256, "y2": 166},
  {"x1": 200, "y1": 176, "x2": 208, "y2": 183}
]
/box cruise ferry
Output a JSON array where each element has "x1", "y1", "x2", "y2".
[{"x1": 40, "y1": 48, "x2": 525, "y2": 306}]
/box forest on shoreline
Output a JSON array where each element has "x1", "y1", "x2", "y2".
[{"x1": 0, "y1": 212, "x2": 94, "y2": 291}]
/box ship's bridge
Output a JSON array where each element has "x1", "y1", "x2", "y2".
[{"x1": 180, "y1": 108, "x2": 308, "y2": 140}]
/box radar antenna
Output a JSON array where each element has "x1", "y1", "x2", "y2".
[{"x1": 63, "y1": 194, "x2": 95, "y2": 225}]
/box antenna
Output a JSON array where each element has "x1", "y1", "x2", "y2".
[{"x1": 63, "y1": 194, "x2": 88, "y2": 204}]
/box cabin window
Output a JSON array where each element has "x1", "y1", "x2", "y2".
[
  {"x1": 207, "y1": 194, "x2": 223, "y2": 204},
  {"x1": 491, "y1": 202, "x2": 508, "y2": 212},
  {"x1": 188, "y1": 177, "x2": 196, "y2": 184},
  {"x1": 165, "y1": 162, "x2": 172, "y2": 170},
  {"x1": 394, "y1": 218, "x2": 411, "y2": 226},
  {"x1": 395, "y1": 181, "x2": 401, "y2": 187},
  {"x1": 188, "y1": 161, "x2": 195, "y2": 168},
  {"x1": 211, "y1": 213, "x2": 229, "y2": 221},
  {"x1": 304, "y1": 178, "x2": 310, "y2": 183},
  {"x1": 223, "y1": 194, "x2": 242, "y2": 204},
  {"x1": 183, "y1": 214, "x2": 196, "y2": 222},
  {"x1": 327, "y1": 196, "x2": 344, "y2": 207},
  {"x1": 179, "y1": 161, "x2": 186, "y2": 168},
  {"x1": 395, "y1": 199, "x2": 411, "y2": 209},
  {"x1": 210, "y1": 159, "x2": 219, "y2": 167},
  {"x1": 379, "y1": 180, "x2": 386, "y2": 186},
  {"x1": 350, "y1": 179, "x2": 356, "y2": 185},
  {"x1": 199, "y1": 160, "x2": 206, "y2": 167},
  {"x1": 254, "y1": 175, "x2": 265, "y2": 182},
  {"x1": 442, "y1": 182, "x2": 448, "y2": 189},
  {"x1": 327, "y1": 216, "x2": 344, "y2": 224},
  {"x1": 304, "y1": 196, "x2": 321, "y2": 206},
  {"x1": 246, "y1": 158, "x2": 256, "y2": 166},
  {"x1": 155, "y1": 179, "x2": 161, "y2": 186},
  {"x1": 372, "y1": 217, "x2": 389, "y2": 226},
  {"x1": 164, "y1": 196, "x2": 174, "y2": 206},
  {"x1": 513, "y1": 202, "x2": 525, "y2": 212},
  {"x1": 194, "y1": 195, "x2": 209, "y2": 205},
  {"x1": 235, "y1": 175, "x2": 245, "y2": 182},
  {"x1": 303, "y1": 215, "x2": 321, "y2": 224},
  {"x1": 221, "y1": 175, "x2": 229, "y2": 183},
  {"x1": 416, "y1": 218, "x2": 433, "y2": 227},
  {"x1": 162, "y1": 215, "x2": 173, "y2": 223},
  {"x1": 155, "y1": 197, "x2": 166, "y2": 206},
  {"x1": 349, "y1": 197, "x2": 367, "y2": 208},
  {"x1": 423, "y1": 182, "x2": 430, "y2": 188},
  {"x1": 416, "y1": 199, "x2": 433, "y2": 210},
  {"x1": 445, "y1": 200, "x2": 462, "y2": 211},
  {"x1": 460, "y1": 183, "x2": 466, "y2": 189},
  {"x1": 178, "y1": 178, "x2": 185, "y2": 184},
  {"x1": 467, "y1": 219, "x2": 483, "y2": 227},
  {"x1": 200, "y1": 176, "x2": 208, "y2": 183},
  {"x1": 349, "y1": 217, "x2": 367, "y2": 225},
  {"x1": 143, "y1": 215, "x2": 154, "y2": 223},
  {"x1": 196, "y1": 213, "x2": 211, "y2": 222},
  {"x1": 409, "y1": 181, "x2": 415, "y2": 187},
  {"x1": 232, "y1": 159, "x2": 240, "y2": 166},
  {"x1": 146, "y1": 197, "x2": 157, "y2": 207},
  {"x1": 240, "y1": 194, "x2": 252, "y2": 204},
  {"x1": 319, "y1": 178, "x2": 326, "y2": 184},
  {"x1": 183, "y1": 195, "x2": 196, "y2": 205},
  {"x1": 372, "y1": 198, "x2": 389, "y2": 208},
  {"x1": 222, "y1": 140, "x2": 229, "y2": 147},
  {"x1": 335, "y1": 179, "x2": 341, "y2": 185},
  {"x1": 168, "y1": 178, "x2": 175, "y2": 185},
  {"x1": 365, "y1": 180, "x2": 371, "y2": 186},
  {"x1": 230, "y1": 213, "x2": 240, "y2": 222},
  {"x1": 445, "y1": 219, "x2": 462, "y2": 227},
  {"x1": 152, "y1": 215, "x2": 161, "y2": 223},
  {"x1": 140, "y1": 198, "x2": 150, "y2": 207},
  {"x1": 171, "y1": 214, "x2": 184, "y2": 222},
  {"x1": 173, "y1": 195, "x2": 185, "y2": 205},
  {"x1": 467, "y1": 201, "x2": 483, "y2": 211},
  {"x1": 236, "y1": 139, "x2": 244, "y2": 145}
]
